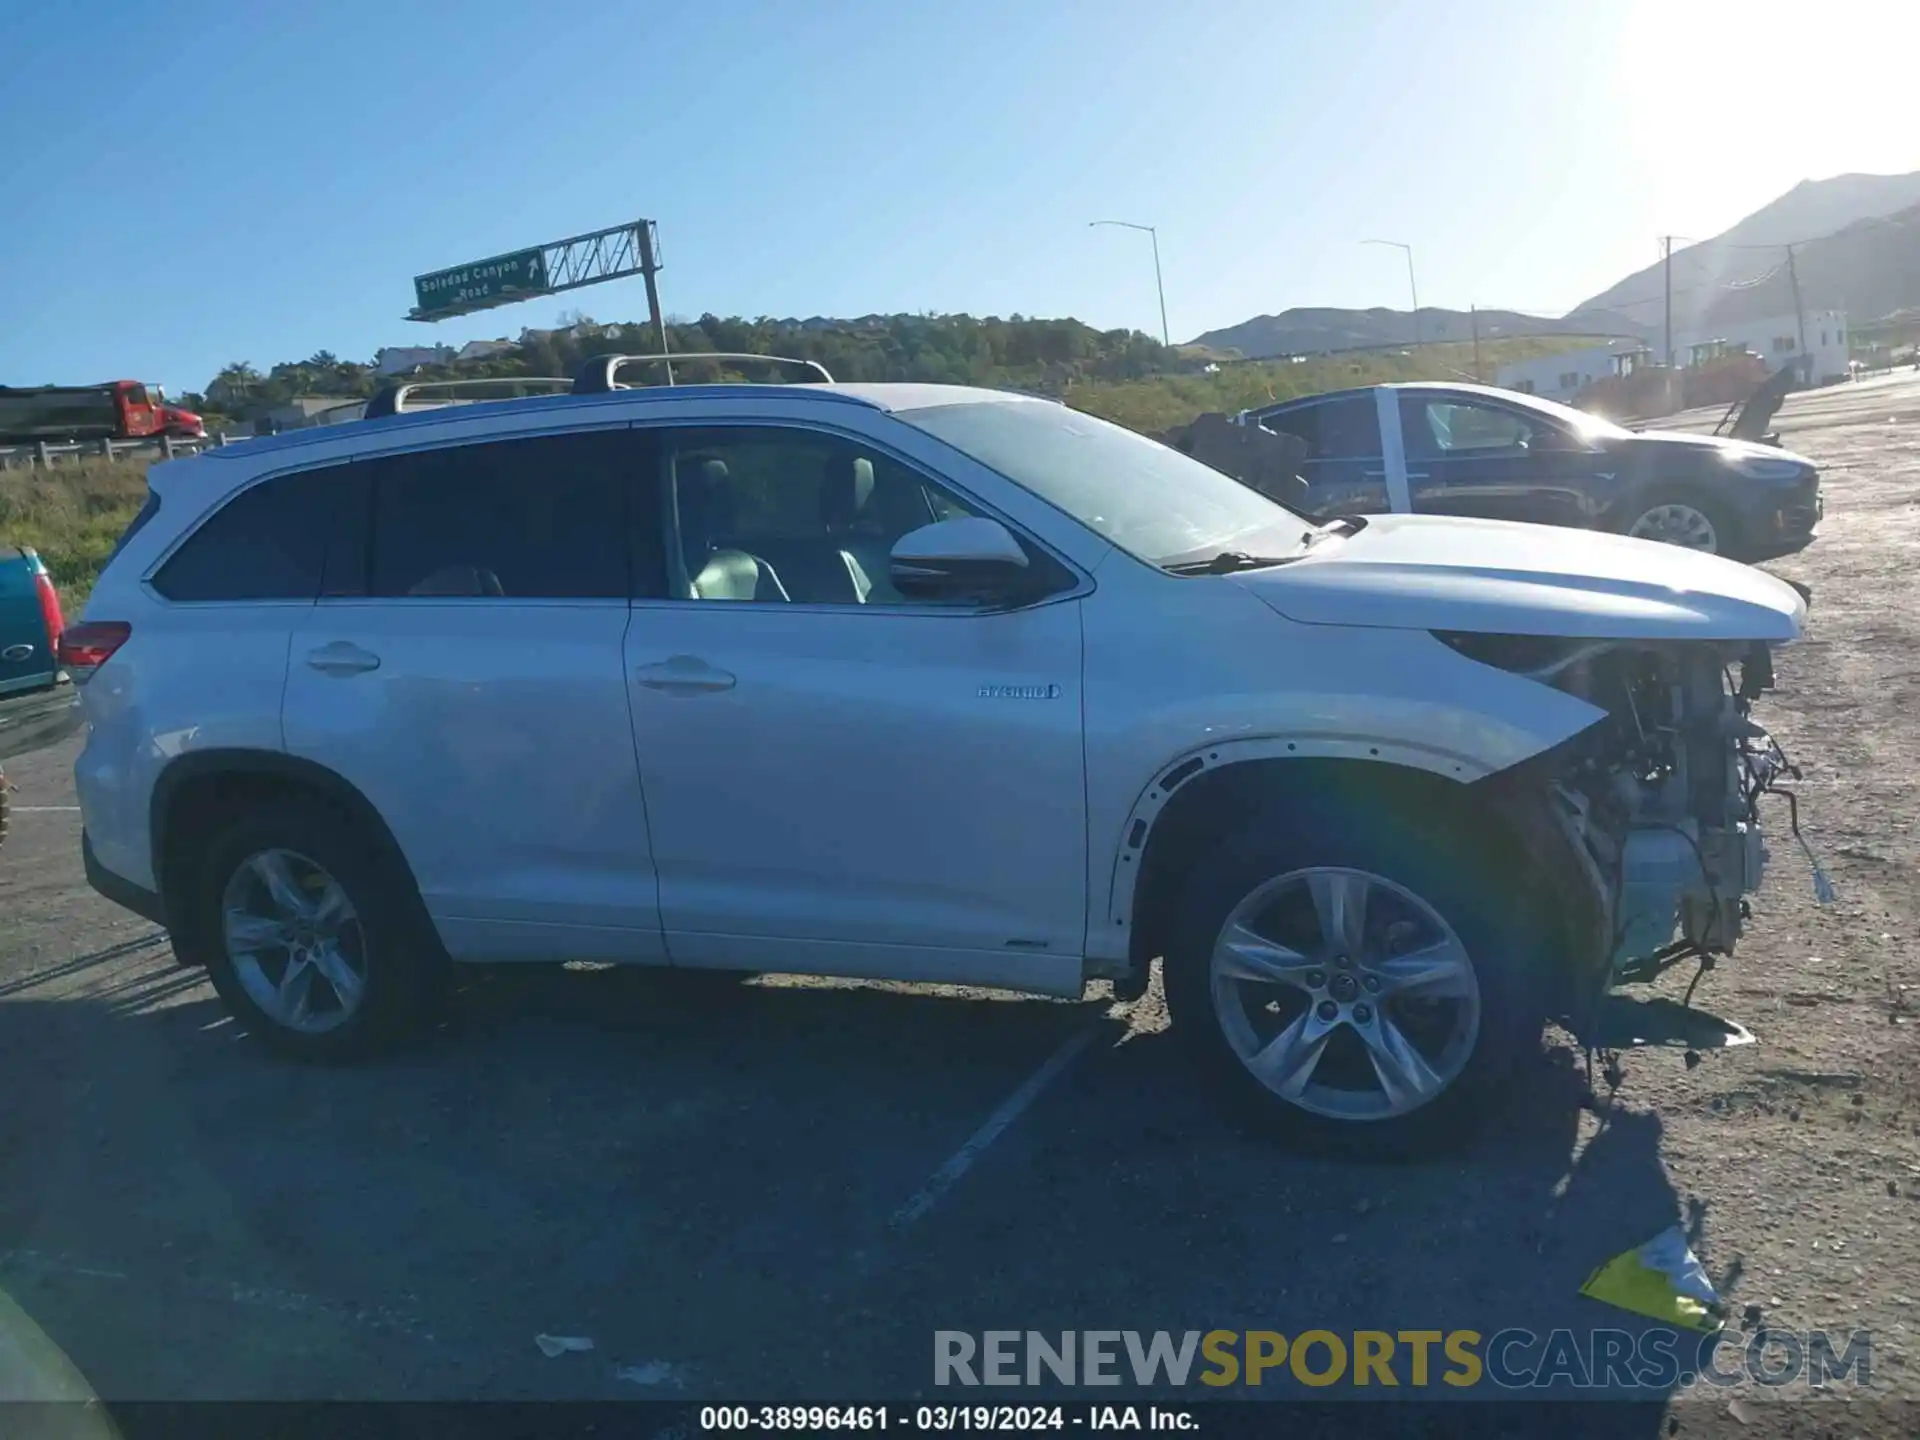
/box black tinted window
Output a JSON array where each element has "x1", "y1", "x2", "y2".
[
  {"x1": 1262, "y1": 399, "x2": 1378, "y2": 458},
  {"x1": 1311, "y1": 397, "x2": 1381, "y2": 458},
  {"x1": 365, "y1": 431, "x2": 645, "y2": 599},
  {"x1": 1259, "y1": 406, "x2": 1317, "y2": 450},
  {"x1": 152, "y1": 469, "x2": 341, "y2": 601}
]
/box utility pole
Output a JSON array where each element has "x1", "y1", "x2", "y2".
[
  {"x1": 1661, "y1": 236, "x2": 1674, "y2": 369},
  {"x1": 1785, "y1": 242, "x2": 1808, "y2": 382},
  {"x1": 1469, "y1": 304, "x2": 1483, "y2": 382},
  {"x1": 1362, "y1": 240, "x2": 1420, "y2": 347},
  {"x1": 1089, "y1": 220, "x2": 1171, "y2": 347}
]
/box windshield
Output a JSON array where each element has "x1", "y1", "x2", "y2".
[{"x1": 898, "y1": 399, "x2": 1309, "y2": 568}]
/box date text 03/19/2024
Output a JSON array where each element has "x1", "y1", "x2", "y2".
[{"x1": 698, "y1": 1405, "x2": 1196, "y2": 1432}]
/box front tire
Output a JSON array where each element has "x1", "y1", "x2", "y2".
[
  {"x1": 175, "y1": 799, "x2": 443, "y2": 1060},
  {"x1": 1163, "y1": 788, "x2": 1548, "y2": 1158},
  {"x1": 1622, "y1": 489, "x2": 1739, "y2": 557}
]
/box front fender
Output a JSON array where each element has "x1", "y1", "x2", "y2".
[{"x1": 1078, "y1": 579, "x2": 1611, "y2": 969}]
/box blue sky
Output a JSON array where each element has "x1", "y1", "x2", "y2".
[{"x1": 1, "y1": 0, "x2": 1913, "y2": 395}]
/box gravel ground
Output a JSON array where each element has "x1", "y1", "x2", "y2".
[{"x1": 1, "y1": 375, "x2": 1917, "y2": 1436}]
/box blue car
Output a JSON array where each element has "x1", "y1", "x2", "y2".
[
  {"x1": 0, "y1": 545, "x2": 82, "y2": 851},
  {"x1": 1239, "y1": 382, "x2": 1821, "y2": 562}
]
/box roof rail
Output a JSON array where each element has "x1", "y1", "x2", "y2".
[
  {"x1": 572, "y1": 352, "x2": 834, "y2": 394},
  {"x1": 364, "y1": 376, "x2": 574, "y2": 420}
]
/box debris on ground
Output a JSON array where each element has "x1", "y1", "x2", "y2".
[
  {"x1": 1580, "y1": 1225, "x2": 1723, "y2": 1332},
  {"x1": 535, "y1": 1334, "x2": 595, "y2": 1358},
  {"x1": 615, "y1": 1360, "x2": 688, "y2": 1387}
]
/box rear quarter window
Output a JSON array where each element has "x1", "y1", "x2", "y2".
[{"x1": 151, "y1": 469, "x2": 346, "y2": 602}]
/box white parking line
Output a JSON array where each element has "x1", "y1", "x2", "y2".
[
  {"x1": 11, "y1": 806, "x2": 79, "y2": 812},
  {"x1": 889, "y1": 1025, "x2": 1098, "y2": 1232},
  {"x1": 0, "y1": 1248, "x2": 436, "y2": 1341}
]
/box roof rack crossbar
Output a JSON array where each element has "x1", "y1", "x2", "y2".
[
  {"x1": 364, "y1": 376, "x2": 574, "y2": 420},
  {"x1": 572, "y1": 352, "x2": 834, "y2": 394}
]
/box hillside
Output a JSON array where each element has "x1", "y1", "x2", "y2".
[
  {"x1": 1187, "y1": 307, "x2": 1648, "y2": 360},
  {"x1": 1571, "y1": 170, "x2": 1920, "y2": 332}
]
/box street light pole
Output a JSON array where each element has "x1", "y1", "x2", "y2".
[
  {"x1": 1091, "y1": 220, "x2": 1170, "y2": 347},
  {"x1": 1362, "y1": 239, "x2": 1420, "y2": 348}
]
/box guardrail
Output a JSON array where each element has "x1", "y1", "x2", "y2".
[{"x1": 0, "y1": 432, "x2": 241, "y2": 471}]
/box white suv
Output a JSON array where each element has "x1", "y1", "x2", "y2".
[{"x1": 64, "y1": 370, "x2": 1810, "y2": 1155}]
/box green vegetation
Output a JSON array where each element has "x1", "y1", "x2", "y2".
[
  {"x1": 0, "y1": 460, "x2": 149, "y2": 604},
  {"x1": 198, "y1": 313, "x2": 1587, "y2": 429}
]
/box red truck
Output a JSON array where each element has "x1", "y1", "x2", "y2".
[{"x1": 0, "y1": 380, "x2": 205, "y2": 444}]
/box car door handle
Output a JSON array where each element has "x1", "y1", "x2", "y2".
[
  {"x1": 634, "y1": 656, "x2": 736, "y2": 695},
  {"x1": 305, "y1": 642, "x2": 381, "y2": 677}
]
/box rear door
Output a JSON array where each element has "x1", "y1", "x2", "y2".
[
  {"x1": 1397, "y1": 393, "x2": 1599, "y2": 528},
  {"x1": 1257, "y1": 395, "x2": 1389, "y2": 518},
  {"x1": 279, "y1": 427, "x2": 665, "y2": 964}
]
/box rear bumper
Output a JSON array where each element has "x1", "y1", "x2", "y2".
[{"x1": 82, "y1": 829, "x2": 168, "y2": 927}]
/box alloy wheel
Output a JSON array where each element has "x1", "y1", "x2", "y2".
[
  {"x1": 1628, "y1": 503, "x2": 1719, "y2": 552},
  {"x1": 1208, "y1": 867, "x2": 1481, "y2": 1121},
  {"x1": 220, "y1": 848, "x2": 369, "y2": 1034}
]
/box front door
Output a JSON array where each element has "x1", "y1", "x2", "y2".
[
  {"x1": 623, "y1": 422, "x2": 1089, "y2": 986},
  {"x1": 1397, "y1": 394, "x2": 1598, "y2": 528},
  {"x1": 280, "y1": 428, "x2": 666, "y2": 964}
]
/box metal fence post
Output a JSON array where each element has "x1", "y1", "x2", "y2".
[
  {"x1": 35, "y1": 441, "x2": 51, "y2": 469},
  {"x1": 161, "y1": 433, "x2": 175, "y2": 460},
  {"x1": 101, "y1": 438, "x2": 115, "y2": 461}
]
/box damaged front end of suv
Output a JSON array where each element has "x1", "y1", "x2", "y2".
[{"x1": 1452, "y1": 624, "x2": 1826, "y2": 1055}]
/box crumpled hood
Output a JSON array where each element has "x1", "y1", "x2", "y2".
[{"x1": 1231, "y1": 512, "x2": 1807, "y2": 641}]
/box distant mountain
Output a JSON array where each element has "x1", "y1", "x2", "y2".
[
  {"x1": 1188, "y1": 306, "x2": 1648, "y2": 360},
  {"x1": 1572, "y1": 171, "x2": 1920, "y2": 332}
]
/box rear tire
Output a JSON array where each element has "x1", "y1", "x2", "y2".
[
  {"x1": 1162, "y1": 786, "x2": 1549, "y2": 1159},
  {"x1": 173, "y1": 798, "x2": 444, "y2": 1060}
]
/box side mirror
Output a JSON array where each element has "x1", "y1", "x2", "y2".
[{"x1": 890, "y1": 517, "x2": 1032, "y2": 603}]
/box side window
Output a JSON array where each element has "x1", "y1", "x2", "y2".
[
  {"x1": 1263, "y1": 401, "x2": 1382, "y2": 459},
  {"x1": 1258, "y1": 405, "x2": 1317, "y2": 453},
  {"x1": 657, "y1": 426, "x2": 1046, "y2": 607},
  {"x1": 1403, "y1": 399, "x2": 1532, "y2": 457},
  {"x1": 364, "y1": 431, "x2": 645, "y2": 599},
  {"x1": 151, "y1": 467, "x2": 344, "y2": 602}
]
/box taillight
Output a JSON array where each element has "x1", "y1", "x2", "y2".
[
  {"x1": 56, "y1": 621, "x2": 131, "y2": 681},
  {"x1": 32, "y1": 567, "x2": 65, "y2": 647}
]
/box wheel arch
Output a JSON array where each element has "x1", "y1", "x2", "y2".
[
  {"x1": 1109, "y1": 739, "x2": 1593, "y2": 1005},
  {"x1": 150, "y1": 749, "x2": 423, "y2": 914}
]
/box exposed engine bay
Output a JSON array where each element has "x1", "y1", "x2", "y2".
[{"x1": 1444, "y1": 629, "x2": 1827, "y2": 1041}]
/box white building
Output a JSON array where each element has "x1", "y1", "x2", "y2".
[
  {"x1": 374, "y1": 344, "x2": 456, "y2": 377},
  {"x1": 1495, "y1": 310, "x2": 1852, "y2": 402},
  {"x1": 455, "y1": 338, "x2": 517, "y2": 363},
  {"x1": 1495, "y1": 340, "x2": 1642, "y2": 402},
  {"x1": 1671, "y1": 309, "x2": 1849, "y2": 386}
]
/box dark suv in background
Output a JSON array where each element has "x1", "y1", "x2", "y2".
[{"x1": 1241, "y1": 382, "x2": 1821, "y2": 561}]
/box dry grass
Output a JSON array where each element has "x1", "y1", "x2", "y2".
[{"x1": 0, "y1": 458, "x2": 150, "y2": 605}]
